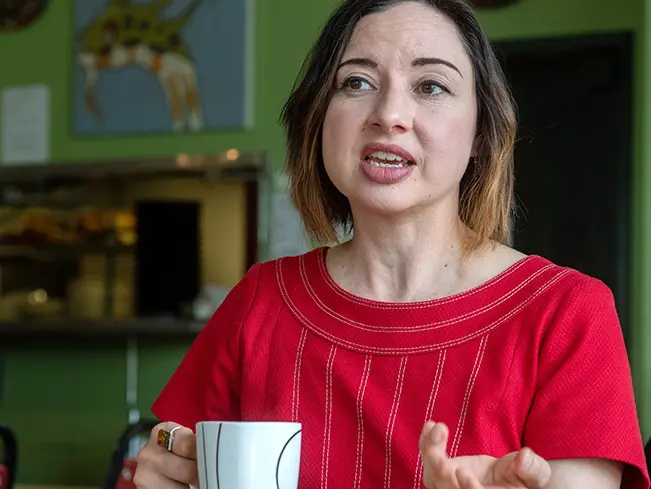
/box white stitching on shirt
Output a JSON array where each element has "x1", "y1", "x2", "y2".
[
  {"x1": 413, "y1": 350, "x2": 447, "y2": 489},
  {"x1": 320, "y1": 345, "x2": 338, "y2": 489},
  {"x1": 276, "y1": 258, "x2": 570, "y2": 354},
  {"x1": 385, "y1": 356, "x2": 409, "y2": 489},
  {"x1": 292, "y1": 328, "x2": 308, "y2": 422},
  {"x1": 450, "y1": 336, "x2": 489, "y2": 458},
  {"x1": 317, "y1": 248, "x2": 535, "y2": 309},
  {"x1": 301, "y1": 255, "x2": 554, "y2": 332},
  {"x1": 354, "y1": 355, "x2": 372, "y2": 489}
]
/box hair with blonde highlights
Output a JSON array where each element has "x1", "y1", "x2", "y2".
[{"x1": 280, "y1": 0, "x2": 517, "y2": 252}]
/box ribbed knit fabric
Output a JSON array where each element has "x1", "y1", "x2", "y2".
[{"x1": 152, "y1": 247, "x2": 649, "y2": 489}]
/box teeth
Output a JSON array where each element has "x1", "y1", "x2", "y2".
[
  {"x1": 368, "y1": 159, "x2": 407, "y2": 168},
  {"x1": 370, "y1": 151, "x2": 406, "y2": 162}
]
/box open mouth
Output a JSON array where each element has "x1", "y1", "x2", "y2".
[{"x1": 363, "y1": 151, "x2": 414, "y2": 168}]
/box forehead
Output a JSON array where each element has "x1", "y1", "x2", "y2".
[{"x1": 344, "y1": 2, "x2": 471, "y2": 73}]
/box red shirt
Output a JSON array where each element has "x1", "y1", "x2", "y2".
[{"x1": 152, "y1": 247, "x2": 649, "y2": 489}]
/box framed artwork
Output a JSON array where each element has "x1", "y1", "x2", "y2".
[{"x1": 72, "y1": 0, "x2": 253, "y2": 136}]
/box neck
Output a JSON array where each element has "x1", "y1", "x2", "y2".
[{"x1": 330, "y1": 203, "x2": 474, "y2": 302}]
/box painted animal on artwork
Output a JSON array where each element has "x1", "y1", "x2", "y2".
[{"x1": 76, "y1": 0, "x2": 204, "y2": 132}]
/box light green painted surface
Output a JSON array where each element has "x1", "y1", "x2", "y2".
[
  {"x1": 477, "y1": 0, "x2": 639, "y2": 39},
  {"x1": 0, "y1": 0, "x2": 647, "y2": 484}
]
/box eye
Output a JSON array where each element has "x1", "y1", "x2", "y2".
[
  {"x1": 419, "y1": 81, "x2": 446, "y2": 96},
  {"x1": 342, "y1": 76, "x2": 374, "y2": 92}
]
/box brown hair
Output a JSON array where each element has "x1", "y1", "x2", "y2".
[{"x1": 280, "y1": 0, "x2": 517, "y2": 252}]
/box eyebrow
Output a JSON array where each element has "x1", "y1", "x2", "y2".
[
  {"x1": 338, "y1": 57, "x2": 463, "y2": 77},
  {"x1": 413, "y1": 57, "x2": 463, "y2": 77}
]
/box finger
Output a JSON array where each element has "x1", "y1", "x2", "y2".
[
  {"x1": 153, "y1": 450, "x2": 200, "y2": 486},
  {"x1": 138, "y1": 442, "x2": 199, "y2": 486},
  {"x1": 420, "y1": 421, "x2": 436, "y2": 454},
  {"x1": 456, "y1": 468, "x2": 483, "y2": 489},
  {"x1": 421, "y1": 423, "x2": 459, "y2": 489},
  {"x1": 133, "y1": 463, "x2": 192, "y2": 489},
  {"x1": 420, "y1": 421, "x2": 448, "y2": 453},
  {"x1": 429, "y1": 422, "x2": 449, "y2": 455},
  {"x1": 513, "y1": 447, "x2": 552, "y2": 488},
  {"x1": 154, "y1": 422, "x2": 197, "y2": 459},
  {"x1": 423, "y1": 460, "x2": 459, "y2": 489},
  {"x1": 430, "y1": 450, "x2": 459, "y2": 486},
  {"x1": 150, "y1": 421, "x2": 183, "y2": 446}
]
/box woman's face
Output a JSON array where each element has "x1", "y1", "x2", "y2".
[{"x1": 322, "y1": 1, "x2": 478, "y2": 218}]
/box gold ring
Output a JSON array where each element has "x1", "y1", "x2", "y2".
[{"x1": 157, "y1": 425, "x2": 182, "y2": 452}]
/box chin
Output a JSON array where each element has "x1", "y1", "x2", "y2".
[{"x1": 350, "y1": 193, "x2": 419, "y2": 217}]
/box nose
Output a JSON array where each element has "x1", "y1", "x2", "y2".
[{"x1": 366, "y1": 85, "x2": 414, "y2": 134}]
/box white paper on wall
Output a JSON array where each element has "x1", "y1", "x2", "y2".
[{"x1": 1, "y1": 84, "x2": 51, "y2": 165}]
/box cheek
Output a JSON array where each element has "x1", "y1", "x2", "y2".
[
  {"x1": 322, "y1": 101, "x2": 362, "y2": 170},
  {"x1": 418, "y1": 107, "x2": 477, "y2": 179},
  {"x1": 422, "y1": 104, "x2": 476, "y2": 150},
  {"x1": 426, "y1": 105, "x2": 476, "y2": 145}
]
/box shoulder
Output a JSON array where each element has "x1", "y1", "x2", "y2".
[
  {"x1": 226, "y1": 247, "x2": 324, "y2": 312},
  {"x1": 484, "y1": 243, "x2": 615, "y2": 309},
  {"x1": 253, "y1": 247, "x2": 325, "y2": 289},
  {"x1": 524, "y1": 255, "x2": 616, "y2": 325},
  {"x1": 249, "y1": 247, "x2": 323, "y2": 285},
  {"x1": 492, "y1": 250, "x2": 626, "y2": 363},
  {"x1": 477, "y1": 244, "x2": 621, "y2": 341}
]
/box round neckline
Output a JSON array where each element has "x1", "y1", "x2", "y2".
[
  {"x1": 316, "y1": 246, "x2": 538, "y2": 309},
  {"x1": 275, "y1": 248, "x2": 562, "y2": 354}
]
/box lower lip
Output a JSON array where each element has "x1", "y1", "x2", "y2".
[{"x1": 360, "y1": 158, "x2": 413, "y2": 184}]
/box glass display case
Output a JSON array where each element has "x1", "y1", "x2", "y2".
[{"x1": 0, "y1": 151, "x2": 270, "y2": 338}]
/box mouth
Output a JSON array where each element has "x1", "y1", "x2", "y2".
[
  {"x1": 361, "y1": 143, "x2": 416, "y2": 168},
  {"x1": 363, "y1": 151, "x2": 412, "y2": 168}
]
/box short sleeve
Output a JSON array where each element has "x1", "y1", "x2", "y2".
[
  {"x1": 150, "y1": 262, "x2": 262, "y2": 430},
  {"x1": 523, "y1": 276, "x2": 649, "y2": 489}
]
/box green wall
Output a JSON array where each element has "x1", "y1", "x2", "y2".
[
  {"x1": 0, "y1": 0, "x2": 341, "y2": 484},
  {"x1": 477, "y1": 0, "x2": 640, "y2": 39},
  {"x1": 0, "y1": 0, "x2": 647, "y2": 485}
]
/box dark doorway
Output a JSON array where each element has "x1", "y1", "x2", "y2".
[{"x1": 495, "y1": 33, "x2": 634, "y2": 339}]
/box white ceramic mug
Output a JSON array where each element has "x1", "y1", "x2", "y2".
[{"x1": 192, "y1": 421, "x2": 302, "y2": 489}]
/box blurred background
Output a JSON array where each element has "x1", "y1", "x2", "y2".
[{"x1": 0, "y1": 0, "x2": 650, "y2": 487}]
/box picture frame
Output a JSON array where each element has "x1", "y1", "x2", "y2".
[{"x1": 71, "y1": 0, "x2": 254, "y2": 137}]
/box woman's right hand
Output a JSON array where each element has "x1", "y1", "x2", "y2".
[{"x1": 133, "y1": 422, "x2": 200, "y2": 488}]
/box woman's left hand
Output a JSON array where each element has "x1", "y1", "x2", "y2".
[{"x1": 419, "y1": 421, "x2": 552, "y2": 489}]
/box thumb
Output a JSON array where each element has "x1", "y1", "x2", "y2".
[{"x1": 513, "y1": 447, "x2": 552, "y2": 488}]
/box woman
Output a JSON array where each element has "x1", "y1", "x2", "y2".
[{"x1": 134, "y1": 0, "x2": 650, "y2": 487}]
